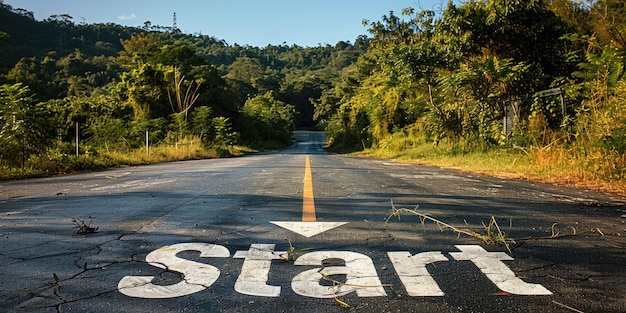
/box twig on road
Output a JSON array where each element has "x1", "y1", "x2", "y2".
[
  {"x1": 385, "y1": 200, "x2": 515, "y2": 252},
  {"x1": 552, "y1": 300, "x2": 585, "y2": 313},
  {"x1": 72, "y1": 217, "x2": 98, "y2": 235},
  {"x1": 384, "y1": 201, "x2": 606, "y2": 252}
]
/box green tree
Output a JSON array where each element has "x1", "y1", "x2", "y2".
[
  {"x1": 0, "y1": 30, "x2": 9, "y2": 61},
  {"x1": 224, "y1": 56, "x2": 267, "y2": 102},
  {"x1": 165, "y1": 66, "x2": 201, "y2": 121},
  {"x1": 438, "y1": 57, "x2": 533, "y2": 141},
  {"x1": 279, "y1": 73, "x2": 330, "y2": 129},
  {"x1": 439, "y1": 0, "x2": 571, "y2": 80},
  {"x1": 240, "y1": 91, "x2": 295, "y2": 148},
  {"x1": 168, "y1": 111, "x2": 188, "y2": 142},
  {"x1": 0, "y1": 83, "x2": 56, "y2": 167},
  {"x1": 587, "y1": 0, "x2": 626, "y2": 49},
  {"x1": 65, "y1": 90, "x2": 133, "y2": 152},
  {"x1": 5, "y1": 57, "x2": 49, "y2": 98},
  {"x1": 574, "y1": 46, "x2": 626, "y2": 152},
  {"x1": 117, "y1": 63, "x2": 168, "y2": 120},
  {"x1": 190, "y1": 106, "x2": 213, "y2": 143},
  {"x1": 116, "y1": 32, "x2": 164, "y2": 68},
  {"x1": 212, "y1": 116, "x2": 238, "y2": 148},
  {"x1": 155, "y1": 44, "x2": 208, "y2": 73}
]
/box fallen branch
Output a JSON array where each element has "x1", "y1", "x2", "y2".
[
  {"x1": 385, "y1": 201, "x2": 605, "y2": 251},
  {"x1": 552, "y1": 300, "x2": 585, "y2": 313},
  {"x1": 279, "y1": 239, "x2": 317, "y2": 261},
  {"x1": 72, "y1": 217, "x2": 98, "y2": 235},
  {"x1": 385, "y1": 201, "x2": 515, "y2": 252},
  {"x1": 320, "y1": 273, "x2": 393, "y2": 309}
]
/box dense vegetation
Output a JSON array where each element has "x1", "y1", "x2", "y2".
[
  {"x1": 0, "y1": 1, "x2": 365, "y2": 177},
  {"x1": 1, "y1": 1, "x2": 625, "y2": 192},
  {"x1": 315, "y1": 0, "x2": 625, "y2": 191}
]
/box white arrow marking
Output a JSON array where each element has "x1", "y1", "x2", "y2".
[
  {"x1": 270, "y1": 221, "x2": 348, "y2": 238},
  {"x1": 269, "y1": 155, "x2": 347, "y2": 237}
]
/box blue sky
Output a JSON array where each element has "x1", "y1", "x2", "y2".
[{"x1": 5, "y1": 0, "x2": 451, "y2": 47}]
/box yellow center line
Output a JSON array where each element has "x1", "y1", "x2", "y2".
[{"x1": 302, "y1": 155, "x2": 317, "y2": 222}]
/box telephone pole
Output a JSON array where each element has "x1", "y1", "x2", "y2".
[{"x1": 173, "y1": 12, "x2": 178, "y2": 32}]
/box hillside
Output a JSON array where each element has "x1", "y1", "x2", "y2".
[
  {"x1": 0, "y1": 4, "x2": 139, "y2": 67},
  {"x1": 0, "y1": 1, "x2": 624, "y2": 194},
  {"x1": 0, "y1": 2, "x2": 367, "y2": 128},
  {"x1": 0, "y1": 1, "x2": 370, "y2": 178}
]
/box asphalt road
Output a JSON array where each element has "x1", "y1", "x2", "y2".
[{"x1": 0, "y1": 131, "x2": 624, "y2": 313}]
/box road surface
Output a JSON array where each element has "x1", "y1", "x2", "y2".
[{"x1": 0, "y1": 131, "x2": 624, "y2": 312}]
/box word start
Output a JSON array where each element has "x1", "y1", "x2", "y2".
[{"x1": 118, "y1": 243, "x2": 552, "y2": 299}]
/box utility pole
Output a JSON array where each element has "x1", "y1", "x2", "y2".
[
  {"x1": 173, "y1": 12, "x2": 178, "y2": 32},
  {"x1": 75, "y1": 122, "x2": 79, "y2": 157}
]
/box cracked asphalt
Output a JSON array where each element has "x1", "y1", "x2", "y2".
[{"x1": 0, "y1": 131, "x2": 625, "y2": 313}]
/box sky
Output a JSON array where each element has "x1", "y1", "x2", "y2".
[{"x1": 4, "y1": 0, "x2": 451, "y2": 47}]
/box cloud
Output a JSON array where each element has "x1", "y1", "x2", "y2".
[{"x1": 118, "y1": 13, "x2": 136, "y2": 21}]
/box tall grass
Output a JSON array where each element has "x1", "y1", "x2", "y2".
[
  {"x1": 359, "y1": 131, "x2": 626, "y2": 195},
  {"x1": 0, "y1": 137, "x2": 255, "y2": 180}
]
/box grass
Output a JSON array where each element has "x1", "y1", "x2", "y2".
[
  {"x1": 385, "y1": 201, "x2": 606, "y2": 253},
  {"x1": 385, "y1": 201, "x2": 516, "y2": 252},
  {"x1": 0, "y1": 142, "x2": 257, "y2": 180},
  {"x1": 355, "y1": 133, "x2": 626, "y2": 196}
]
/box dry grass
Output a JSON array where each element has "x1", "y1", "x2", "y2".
[
  {"x1": 385, "y1": 201, "x2": 607, "y2": 251},
  {"x1": 0, "y1": 140, "x2": 256, "y2": 180},
  {"x1": 72, "y1": 217, "x2": 98, "y2": 235},
  {"x1": 279, "y1": 239, "x2": 317, "y2": 261},
  {"x1": 359, "y1": 136, "x2": 626, "y2": 197},
  {"x1": 385, "y1": 201, "x2": 515, "y2": 252},
  {"x1": 319, "y1": 273, "x2": 393, "y2": 309}
]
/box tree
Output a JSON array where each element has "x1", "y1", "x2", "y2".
[
  {"x1": 240, "y1": 91, "x2": 295, "y2": 148},
  {"x1": 587, "y1": 0, "x2": 626, "y2": 49},
  {"x1": 165, "y1": 66, "x2": 201, "y2": 121},
  {"x1": 155, "y1": 44, "x2": 207, "y2": 72},
  {"x1": 117, "y1": 63, "x2": 168, "y2": 120},
  {"x1": 0, "y1": 30, "x2": 9, "y2": 56},
  {"x1": 574, "y1": 46, "x2": 626, "y2": 153},
  {"x1": 5, "y1": 57, "x2": 49, "y2": 98},
  {"x1": 224, "y1": 56, "x2": 267, "y2": 102},
  {"x1": 439, "y1": 0, "x2": 571, "y2": 80},
  {"x1": 279, "y1": 73, "x2": 330, "y2": 129},
  {"x1": 116, "y1": 32, "x2": 163, "y2": 68},
  {"x1": 437, "y1": 56, "x2": 533, "y2": 141},
  {"x1": 190, "y1": 64, "x2": 237, "y2": 121},
  {"x1": 45, "y1": 14, "x2": 74, "y2": 26},
  {"x1": 0, "y1": 83, "x2": 56, "y2": 168},
  {"x1": 190, "y1": 106, "x2": 213, "y2": 143},
  {"x1": 211, "y1": 116, "x2": 238, "y2": 148}
]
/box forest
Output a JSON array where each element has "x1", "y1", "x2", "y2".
[
  {"x1": 0, "y1": 0, "x2": 625, "y2": 191},
  {"x1": 0, "y1": 1, "x2": 366, "y2": 177},
  {"x1": 315, "y1": 0, "x2": 625, "y2": 191}
]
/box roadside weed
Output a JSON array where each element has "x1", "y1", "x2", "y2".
[
  {"x1": 72, "y1": 217, "x2": 98, "y2": 235},
  {"x1": 385, "y1": 201, "x2": 515, "y2": 252},
  {"x1": 385, "y1": 201, "x2": 607, "y2": 252}
]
